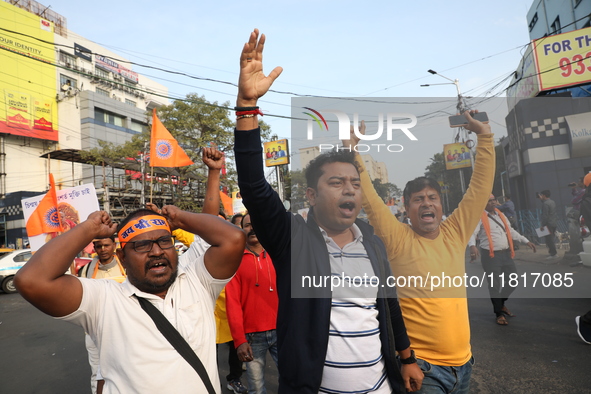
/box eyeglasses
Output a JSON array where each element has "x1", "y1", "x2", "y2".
[{"x1": 125, "y1": 236, "x2": 176, "y2": 253}]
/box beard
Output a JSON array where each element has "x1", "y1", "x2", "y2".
[{"x1": 127, "y1": 259, "x2": 178, "y2": 295}]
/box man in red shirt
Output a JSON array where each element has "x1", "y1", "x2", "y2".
[{"x1": 226, "y1": 213, "x2": 278, "y2": 394}]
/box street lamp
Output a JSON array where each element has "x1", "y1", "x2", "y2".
[
  {"x1": 421, "y1": 69, "x2": 470, "y2": 193},
  {"x1": 421, "y1": 69, "x2": 464, "y2": 113}
]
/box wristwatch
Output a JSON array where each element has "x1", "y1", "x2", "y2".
[{"x1": 400, "y1": 349, "x2": 417, "y2": 364}]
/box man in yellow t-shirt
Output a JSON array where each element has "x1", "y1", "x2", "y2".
[{"x1": 347, "y1": 112, "x2": 495, "y2": 394}]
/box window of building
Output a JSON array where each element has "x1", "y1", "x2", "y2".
[
  {"x1": 130, "y1": 120, "x2": 147, "y2": 133},
  {"x1": 94, "y1": 107, "x2": 124, "y2": 128},
  {"x1": 551, "y1": 16, "x2": 561, "y2": 35},
  {"x1": 529, "y1": 12, "x2": 538, "y2": 32},
  {"x1": 59, "y1": 74, "x2": 77, "y2": 90},
  {"x1": 125, "y1": 99, "x2": 136, "y2": 107},
  {"x1": 95, "y1": 68, "x2": 110, "y2": 79},
  {"x1": 59, "y1": 51, "x2": 76, "y2": 66},
  {"x1": 96, "y1": 88, "x2": 110, "y2": 97}
]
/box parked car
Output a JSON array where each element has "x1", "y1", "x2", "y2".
[{"x1": 0, "y1": 249, "x2": 33, "y2": 294}]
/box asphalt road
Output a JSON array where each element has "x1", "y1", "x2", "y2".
[{"x1": 1, "y1": 281, "x2": 590, "y2": 393}]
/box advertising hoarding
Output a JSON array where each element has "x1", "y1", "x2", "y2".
[
  {"x1": 264, "y1": 139, "x2": 290, "y2": 167},
  {"x1": 443, "y1": 143, "x2": 472, "y2": 170},
  {"x1": 533, "y1": 26, "x2": 591, "y2": 91},
  {"x1": 0, "y1": 2, "x2": 58, "y2": 141}
]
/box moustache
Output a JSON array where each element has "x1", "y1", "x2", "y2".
[{"x1": 247, "y1": 230, "x2": 256, "y2": 238}]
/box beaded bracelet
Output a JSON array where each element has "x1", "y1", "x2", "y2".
[{"x1": 237, "y1": 113, "x2": 256, "y2": 120}]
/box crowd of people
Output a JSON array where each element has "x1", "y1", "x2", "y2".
[{"x1": 13, "y1": 29, "x2": 591, "y2": 394}]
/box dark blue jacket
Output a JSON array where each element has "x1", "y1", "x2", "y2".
[{"x1": 235, "y1": 128, "x2": 410, "y2": 394}]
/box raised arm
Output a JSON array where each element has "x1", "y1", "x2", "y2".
[
  {"x1": 14, "y1": 211, "x2": 117, "y2": 317},
  {"x1": 233, "y1": 29, "x2": 288, "y2": 259},
  {"x1": 235, "y1": 28, "x2": 282, "y2": 131},
  {"x1": 343, "y1": 121, "x2": 406, "y2": 259},
  {"x1": 442, "y1": 111, "x2": 495, "y2": 243},
  {"x1": 161, "y1": 205, "x2": 245, "y2": 279},
  {"x1": 202, "y1": 146, "x2": 223, "y2": 216}
]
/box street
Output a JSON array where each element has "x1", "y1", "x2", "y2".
[{"x1": 1, "y1": 248, "x2": 590, "y2": 394}]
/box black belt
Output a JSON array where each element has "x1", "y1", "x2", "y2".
[{"x1": 481, "y1": 248, "x2": 510, "y2": 253}]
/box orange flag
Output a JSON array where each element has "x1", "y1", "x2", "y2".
[
  {"x1": 150, "y1": 109, "x2": 194, "y2": 168},
  {"x1": 219, "y1": 191, "x2": 234, "y2": 216},
  {"x1": 25, "y1": 174, "x2": 64, "y2": 237}
]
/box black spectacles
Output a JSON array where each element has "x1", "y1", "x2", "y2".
[{"x1": 125, "y1": 236, "x2": 176, "y2": 253}]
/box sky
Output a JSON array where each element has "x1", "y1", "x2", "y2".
[{"x1": 43, "y1": 0, "x2": 535, "y2": 188}]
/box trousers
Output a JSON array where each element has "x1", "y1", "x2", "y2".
[{"x1": 480, "y1": 248, "x2": 517, "y2": 316}]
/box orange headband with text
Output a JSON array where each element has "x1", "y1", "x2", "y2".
[{"x1": 118, "y1": 215, "x2": 170, "y2": 247}]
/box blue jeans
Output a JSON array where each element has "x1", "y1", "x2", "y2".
[
  {"x1": 245, "y1": 330, "x2": 278, "y2": 394},
  {"x1": 415, "y1": 357, "x2": 474, "y2": 394}
]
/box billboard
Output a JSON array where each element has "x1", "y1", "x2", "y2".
[
  {"x1": 0, "y1": 2, "x2": 58, "y2": 141},
  {"x1": 443, "y1": 143, "x2": 472, "y2": 170},
  {"x1": 533, "y1": 26, "x2": 591, "y2": 91},
  {"x1": 264, "y1": 138, "x2": 290, "y2": 167}
]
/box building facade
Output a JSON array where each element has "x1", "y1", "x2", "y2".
[
  {"x1": 0, "y1": 0, "x2": 169, "y2": 247},
  {"x1": 505, "y1": 0, "x2": 591, "y2": 220}
]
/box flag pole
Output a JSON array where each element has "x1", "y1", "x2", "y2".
[{"x1": 150, "y1": 165, "x2": 154, "y2": 204}]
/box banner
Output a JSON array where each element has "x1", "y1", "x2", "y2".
[
  {"x1": 264, "y1": 139, "x2": 290, "y2": 167},
  {"x1": 443, "y1": 143, "x2": 472, "y2": 170},
  {"x1": 232, "y1": 191, "x2": 247, "y2": 215},
  {"x1": 0, "y1": 2, "x2": 58, "y2": 141},
  {"x1": 533, "y1": 26, "x2": 591, "y2": 91},
  {"x1": 22, "y1": 184, "x2": 100, "y2": 251}
]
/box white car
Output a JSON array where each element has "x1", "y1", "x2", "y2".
[{"x1": 0, "y1": 249, "x2": 33, "y2": 294}]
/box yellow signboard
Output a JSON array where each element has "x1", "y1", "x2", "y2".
[
  {"x1": 0, "y1": 2, "x2": 58, "y2": 141},
  {"x1": 263, "y1": 139, "x2": 289, "y2": 167},
  {"x1": 443, "y1": 143, "x2": 471, "y2": 170},
  {"x1": 533, "y1": 26, "x2": 591, "y2": 91}
]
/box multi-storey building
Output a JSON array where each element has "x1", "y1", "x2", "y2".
[
  {"x1": 0, "y1": 0, "x2": 169, "y2": 247},
  {"x1": 504, "y1": 0, "x2": 591, "y2": 217}
]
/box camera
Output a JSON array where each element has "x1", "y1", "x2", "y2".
[{"x1": 568, "y1": 182, "x2": 577, "y2": 187}]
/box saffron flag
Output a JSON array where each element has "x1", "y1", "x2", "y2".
[
  {"x1": 25, "y1": 174, "x2": 64, "y2": 237},
  {"x1": 150, "y1": 109, "x2": 193, "y2": 168},
  {"x1": 220, "y1": 191, "x2": 233, "y2": 216}
]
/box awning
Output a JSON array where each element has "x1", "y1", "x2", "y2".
[{"x1": 39, "y1": 149, "x2": 203, "y2": 179}]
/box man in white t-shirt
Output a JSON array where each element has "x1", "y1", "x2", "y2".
[
  {"x1": 15, "y1": 207, "x2": 245, "y2": 393},
  {"x1": 77, "y1": 235, "x2": 126, "y2": 393}
]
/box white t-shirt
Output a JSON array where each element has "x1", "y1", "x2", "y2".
[{"x1": 58, "y1": 240, "x2": 228, "y2": 394}]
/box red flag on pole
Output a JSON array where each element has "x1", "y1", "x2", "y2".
[
  {"x1": 25, "y1": 174, "x2": 64, "y2": 237},
  {"x1": 149, "y1": 109, "x2": 193, "y2": 168}
]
